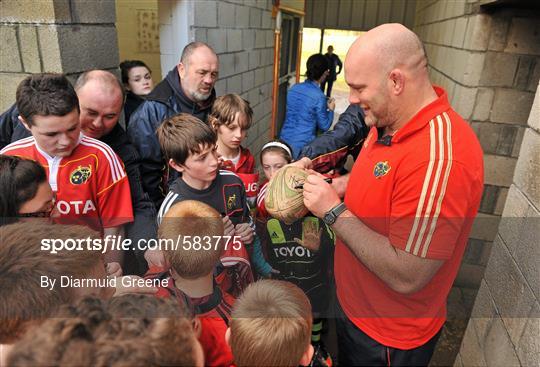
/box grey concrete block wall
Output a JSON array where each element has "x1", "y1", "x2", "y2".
[
  {"x1": 455, "y1": 80, "x2": 540, "y2": 367},
  {"x1": 415, "y1": 2, "x2": 540, "y2": 292},
  {"x1": 0, "y1": 0, "x2": 120, "y2": 111},
  {"x1": 192, "y1": 0, "x2": 275, "y2": 161},
  {"x1": 416, "y1": 2, "x2": 540, "y2": 365}
]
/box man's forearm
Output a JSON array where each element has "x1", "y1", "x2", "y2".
[{"x1": 331, "y1": 211, "x2": 441, "y2": 294}]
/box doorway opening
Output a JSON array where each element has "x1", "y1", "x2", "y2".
[{"x1": 300, "y1": 28, "x2": 364, "y2": 120}]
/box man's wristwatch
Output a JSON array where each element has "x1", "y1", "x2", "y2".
[{"x1": 322, "y1": 202, "x2": 347, "y2": 225}]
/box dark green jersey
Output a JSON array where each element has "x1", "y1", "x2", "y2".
[{"x1": 264, "y1": 216, "x2": 335, "y2": 313}]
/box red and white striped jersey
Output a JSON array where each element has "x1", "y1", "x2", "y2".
[
  {"x1": 1, "y1": 135, "x2": 133, "y2": 232},
  {"x1": 336, "y1": 86, "x2": 484, "y2": 349}
]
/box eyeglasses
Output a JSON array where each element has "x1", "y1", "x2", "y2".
[
  {"x1": 19, "y1": 209, "x2": 53, "y2": 218},
  {"x1": 18, "y1": 194, "x2": 57, "y2": 218}
]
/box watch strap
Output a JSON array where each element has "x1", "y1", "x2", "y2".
[
  {"x1": 323, "y1": 202, "x2": 347, "y2": 225},
  {"x1": 330, "y1": 202, "x2": 347, "y2": 218}
]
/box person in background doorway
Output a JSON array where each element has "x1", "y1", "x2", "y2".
[{"x1": 320, "y1": 45, "x2": 342, "y2": 98}]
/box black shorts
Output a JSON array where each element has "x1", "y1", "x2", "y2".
[{"x1": 335, "y1": 300, "x2": 442, "y2": 367}]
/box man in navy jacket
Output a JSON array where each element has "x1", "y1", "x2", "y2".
[{"x1": 127, "y1": 42, "x2": 218, "y2": 209}]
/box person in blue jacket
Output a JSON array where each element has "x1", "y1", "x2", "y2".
[{"x1": 279, "y1": 53, "x2": 335, "y2": 158}]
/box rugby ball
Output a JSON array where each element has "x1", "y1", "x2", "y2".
[{"x1": 264, "y1": 166, "x2": 308, "y2": 224}]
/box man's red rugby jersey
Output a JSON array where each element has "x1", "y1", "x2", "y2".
[{"x1": 337, "y1": 86, "x2": 484, "y2": 349}]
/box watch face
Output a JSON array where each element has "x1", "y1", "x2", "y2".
[{"x1": 323, "y1": 212, "x2": 334, "y2": 225}]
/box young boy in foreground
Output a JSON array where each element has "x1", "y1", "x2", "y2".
[
  {"x1": 0, "y1": 73, "x2": 133, "y2": 276},
  {"x1": 146, "y1": 200, "x2": 235, "y2": 366},
  {"x1": 227, "y1": 279, "x2": 314, "y2": 367},
  {"x1": 155, "y1": 113, "x2": 256, "y2": 295},
  {"x1": 7, "y1": 295, "x2": 203, "y2": 366},
  {"x1": 0, "y1": 222, "x2": 109, "y2": 364}
]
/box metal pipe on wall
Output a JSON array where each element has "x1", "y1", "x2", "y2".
[
  {"x1": 295, "y1": 16, "x2": 304, "y2": 83},
  {"x1": 270, "y1": 10, "x2": 282, "y2": 138}
]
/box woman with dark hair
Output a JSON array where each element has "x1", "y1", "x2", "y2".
[
  {"x1": 119, "y1": 60, "x2": 154, "y2": 123},
  {"x1": 279, "y1": 53, "x2": 335, "y2": 158},
  {"x1": 0, "y1": 155, "x2": 55, "y2": 226}
]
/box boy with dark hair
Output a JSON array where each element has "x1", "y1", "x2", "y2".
[
  {"x1": 155, "y1": 113, "x2": 255, "y2": 295},
  {"x1": 7, "y1": 295, "x2": 203, "y2": 367},
  {"x1": 279, "y1": 53, "x2": 334, "y2": 158},
  {"x1": 146, "y1": 200, "x2": 236, "y2": 366},
  {"x1": 227, "y1": 279, "x2": 314, "y2": 367},
  {"x1": 0, "y1": 73, "x2": 133, "y2": 276}
]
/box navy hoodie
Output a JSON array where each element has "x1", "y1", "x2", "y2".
[{"x1": 127, "y1": 68, "x2": 216, "y2": 208}]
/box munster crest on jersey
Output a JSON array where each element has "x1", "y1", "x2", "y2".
[
  {"x1": 70, "y1": 165, "x2": 92, "y2": 185},
  {"x1": 373, "y1": 161, "x2": 391, "y2": 178},
  {"x1": 227, "y1": 194, "x2": 237, "y2": 210}
]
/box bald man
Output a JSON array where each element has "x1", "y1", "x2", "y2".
[
  {"x1": 299, "y1": 24, "x2": 484, "y2": 365},
  {"x1": 0, "y1": 70, "x2": 157, "y2": 275}
]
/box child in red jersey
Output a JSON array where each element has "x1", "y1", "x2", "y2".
[
  {"x1": 209, "y1": 94, "x2": 255, "y2": 175},
  {"x1": 0, "y1": 73, "x2": 133, "y2": 276},
  {"x1": 146, "y1": 200, "x2": 235, "y2": 367},
  {"x1": 209, "y1": 94, "x2": 259, "y2": 216}
]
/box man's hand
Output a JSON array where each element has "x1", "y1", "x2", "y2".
[
  {"x1": 113, "y1": 275, "x2": 158, "y2": 297},
  {"x1": 331, "y1": 173, "x2": 350, "y2": 199},
  {"x1": 302, "y1": 173, "x2": 341, "y2": 218},
  {"x1": 294, "y1": 220, "x2": 322, "y2": 252},
  {"x1": 144, "y1": 249, "x2": 165, "y2": 267},
  {"x1": 106, "y1": 261, "x2": 123, "y2": 277},
  {"x1": 327, "y1": 98, "x2": 336, "y2": 111},
  {"x1": 234, "y1": 222, "x2": 254, "y2": 244}
]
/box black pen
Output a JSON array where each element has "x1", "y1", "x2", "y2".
[{"x1": 294, "y1": 177, "x2": 333, "y2": 190}]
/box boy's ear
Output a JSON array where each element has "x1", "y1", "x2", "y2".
[
  {"x1": 18, "y1": 115, "x2": 31, "y2": 131},
  {"x1": 210, "y1": 117, "x2": 219, "y2": 131},
  {"x1": 225, "y1": 327, "x2": 231, "y2": 347},
  {"x1": 299, "y1": 344, "x2": 314, "y2": 367},
  {"x1": 169, "y1": 158, "x2": 185, "y2": 173}
]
